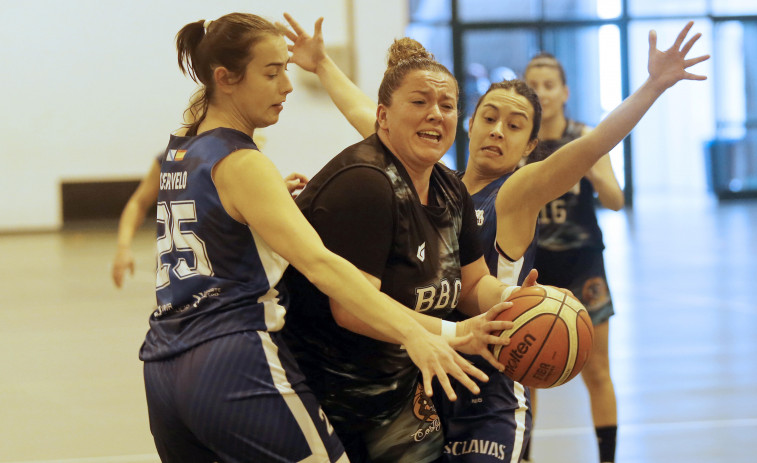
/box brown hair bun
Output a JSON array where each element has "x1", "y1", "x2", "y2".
[{"x1": 386, "y1": 38, "x2": 433, "y2": 69}]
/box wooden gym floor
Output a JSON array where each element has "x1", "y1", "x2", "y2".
[{"x1": 1, "y1": 192, "x2": 755, "y2": 463}]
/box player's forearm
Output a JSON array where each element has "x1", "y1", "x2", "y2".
[
  {"x1": 315, "y1": 55, "x2": 377, "y2": 138},
  {"x1": 592, "y1": 177, "x2": 625, "y2": 210},
  {"x1": 307, "y1": 252, "x2": 430, "y2": 346},
  {"x1": 331, "y1": 294, "x2": 454, "y2": 343},
  {"x1": 116, "y1": 200, "x2": 148, "y2": 248},
  {"x1": 588, "y1": 78, "x2": 666, "y2": 156},
  {"x1": 535, "y1": 77, "x2": 665, "y2": 205},
  {"x1": 457, "y1": 274, "x2": 508, "y2": 317}
]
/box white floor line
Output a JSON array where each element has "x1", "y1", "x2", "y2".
[
  {"x1": 534, "y1": 417, "x2": 757, "y2": 438},
  {"x1": 4, "y1": 454, "x2": 160, "y2": 463}
]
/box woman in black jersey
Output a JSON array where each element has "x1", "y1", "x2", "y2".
[
  {"x1": 283, "y1": 15, "x2": 709, "y2": 463},
  {"x1": 140, "y1": 12, "x2": 500, "y2": 463},
  {"x1": 280, "y1": 17, "x2": 525, "y2": 463}
]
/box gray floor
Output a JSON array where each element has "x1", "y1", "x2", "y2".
[{"x1": 1, "y1": 193, "x2": 756, "y2": 463}]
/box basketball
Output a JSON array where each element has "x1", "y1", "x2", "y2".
[{"x1": 490, "y1": 285, "x2": 594, "y2": 388}]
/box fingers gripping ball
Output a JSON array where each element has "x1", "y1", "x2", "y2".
[{"x1": 490, "y1": 285, "x2": 594, "y2": 388}]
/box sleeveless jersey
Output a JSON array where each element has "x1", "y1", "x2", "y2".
[
  {"x1": 464, "y1": 172, "x2": 538, "y2": 286},
  {"x1": 282, "y1": 134, "x2": 481, "y2": 433},
  {"x1": 530, "y1": 119, "x2": 605, "y2": 251},
  {"x1": 140, "y1": 127, "x2": 288, "y2": 361},
  {"x1": 435, "y1": 171, "x2": 534, "y2": 463}
]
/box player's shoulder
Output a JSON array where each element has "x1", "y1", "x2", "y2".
[{"x1": 434, "y1": 161, "x2": 465, "y2": 185}]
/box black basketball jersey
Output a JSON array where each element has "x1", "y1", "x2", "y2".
[
  {"x1": 529, "y1": 119, "x2": 605, "y2": 251},
  {"x1": 140, "y1": 128, "x2": 289, "y2": 361},
  {"x1": 281, "y1": 134, "x2": 482, "y2": 433}
]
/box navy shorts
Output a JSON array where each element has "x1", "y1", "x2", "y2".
[
  {"x1": 533, "y1": 247, "x2": 615, "y2": 325},
  {"x1": 143, "y1": 331, "x2": 347, "y2": 463},
  {"x1": 433, "y1": 355, "x2": 532, "y2": 463}
]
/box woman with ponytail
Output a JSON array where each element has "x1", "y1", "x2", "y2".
[{"x1": 140, "y1": 13, "x2": 498, "y2": 463}]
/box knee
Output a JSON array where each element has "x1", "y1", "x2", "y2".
[{"x1": 581, "y1": 355, "x2": 612, "y2": 390}]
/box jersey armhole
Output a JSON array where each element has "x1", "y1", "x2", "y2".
[{"x1": 495, "y1": 241, "x2": 517, "y2": 263}]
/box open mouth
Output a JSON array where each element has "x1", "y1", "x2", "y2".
[
  {"x1": 483, "y1": 146, "x2": 503, "y2": 155},
  {"x1": 418, "y1": 130, "x2": 442, "y2": 142}
]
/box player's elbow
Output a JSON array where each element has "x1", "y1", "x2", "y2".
[
  {"x1": 330, "y1": 303, "x2": 353, "y2": 329},
  {"x1": 604, "y1": 195, "x2": 625, "y2": 211}
]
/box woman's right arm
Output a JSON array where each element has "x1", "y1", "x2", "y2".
[
  {"x1": 112, "y1": 159, "x2": 161, "y2": 288},
  {"x1": 585, "y1": 152, "x2": 625, "y2": 211},
  {"x1": 212, "y1": 148, "x2": 486, "y2": 399},
  {"x1": 283, "y1": 13, "x2": 377, "y2": 138}
]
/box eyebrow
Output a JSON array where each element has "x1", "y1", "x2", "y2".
[
  {"x1": 482, "y1": 103, "x2": 530, "y2": 120},
  {"x1": 410, "y1": 89, "x2": 456, "y2": 99},
  {"x1": 264, "y1": 60, "x2": 288, "y2": 68}
]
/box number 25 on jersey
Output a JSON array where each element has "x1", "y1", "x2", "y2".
[{"x1": 156, "y1": 200, "x2": 214, "y2": 289}]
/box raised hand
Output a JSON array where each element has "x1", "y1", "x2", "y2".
[
  {"x1": 647, "y1": 21, "x2": 710, "y2": 91},
  {"x1": 280, "y1": 13, "x2": 327, "y2": 74}
]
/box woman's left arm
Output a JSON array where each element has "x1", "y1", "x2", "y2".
[
  {"x1": 586, "y1": 153, "x2": 624, "y2": 210},
  {"x1": 457, "y1": 257, "x2": 508, "y2": 317},
  {"x1": 581, "y1": 126, "x2": 624, "y2": 210}
]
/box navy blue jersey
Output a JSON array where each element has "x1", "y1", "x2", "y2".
[
  {"x1": 464, "y1": 172, "x2": 538, "y2": 286},
  {"x1": 436, "y1": 171, "x2": 535, "y2": 463},
  {"x1": 140, "y1": 128, "x2": 289, "y2": 361},
  {"x1": 529, "y1": 119, "x2": 605, "y2": 251}
]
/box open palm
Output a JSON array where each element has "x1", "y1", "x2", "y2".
[{"x1": 647, "y1": 21, "x2": 710, "y2": 91}]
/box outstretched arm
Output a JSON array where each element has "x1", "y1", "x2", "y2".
[
  {"x1": 112, "y1": 159, "x2": 161, "y2": 288},
  {"x1": 282, "y1": 13, "x2": 377, "y2": 138},
  {"x1": 510, "y1": 21, "x2": 708, "y2": 210},
  {"x1": 497, "y1": 21, "x2": 708, "y2": 254}
]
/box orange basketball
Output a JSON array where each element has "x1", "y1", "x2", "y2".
[{"x1": 490, "y1": 285, "x2": 594, "y2": 388}]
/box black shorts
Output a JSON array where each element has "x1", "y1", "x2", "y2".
[{"x1": 533, "y1": 247, "x2": 615, "y2": 325}]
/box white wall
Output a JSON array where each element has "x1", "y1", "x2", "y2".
[{"x1": 0, "y1": 0, "x2": 407, "y2": 231}]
